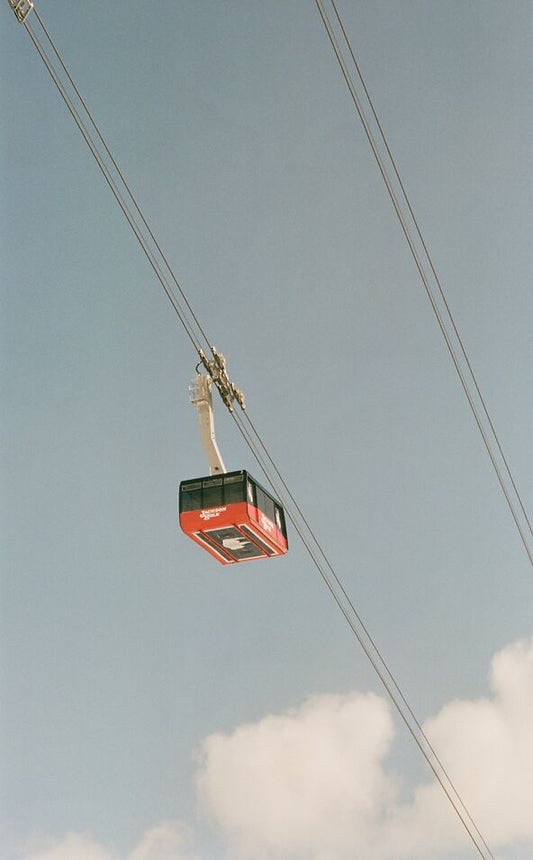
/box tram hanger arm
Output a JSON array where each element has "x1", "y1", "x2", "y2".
[{"x1": 189, "y1": 373, "x2": 226, "y2": 476}]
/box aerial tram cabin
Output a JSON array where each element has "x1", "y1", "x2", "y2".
[
  {"x1": 179, "y1": 366, "x2": 288, "y2": 565},
  {"x1": 180, "y1": 470, "x2": 288, "y2": 564}
]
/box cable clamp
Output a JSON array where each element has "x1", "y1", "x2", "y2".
[
  {"x1": 9, "y1": 0, "x2": 33, "y2": 22},
  {"x1": 198, "y1": 347, "x2": 245, "y2": 413}
]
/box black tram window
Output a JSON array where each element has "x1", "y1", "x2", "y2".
[
  {"x1": 255, "y1": 485, "x2": 265, "y2": 515},
  {"x1": 255, "y1": 485, "x2": 275, "y2": 524},
  {"x1": 247, "y1": 478, "x2": 256, "y2": 508},
  {"x1": 275, "y1": 504, "x2": 286, "y2": 535},
  {"x1": 181, "y1": 482, "x2": 202, "y2": 512},
  {"x1": 223, "y1": 474, "x2": 244, "y2": 505},
  {"x1": 262, "y1": 491, "x2": 275, "y2": 524},
  {"x1": 202, "y1": 478, "x2": 223, "y2": 508}
]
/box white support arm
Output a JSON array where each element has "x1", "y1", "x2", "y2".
[{"x1": 189, "y1": 374, "x2": 226, "y2": 476}]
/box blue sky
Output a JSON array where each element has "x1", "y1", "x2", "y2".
[{"x1": 1, "y1": 2, "x2": 532, "y2": 859}]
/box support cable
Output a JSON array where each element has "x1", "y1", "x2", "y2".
[
  {"x1": 232, "y1": 408, "x2": 495, "y2": 860},
  {"x1": 315, "y1": 0, "x2": 532, "y2": 566},
  {"x1": 328, "y1": 0, "x2": 532, "y2": 547},
  {"x1": 31, "y1": 7, "x2": 213, "y2": 359},
  {"x1": 23, "y1": 15, "x2": 210, "y2": 360}
]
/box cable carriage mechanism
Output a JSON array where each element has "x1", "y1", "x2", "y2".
[{"x1": 179, "y1": 352, "x2": 288, "y2": 564}]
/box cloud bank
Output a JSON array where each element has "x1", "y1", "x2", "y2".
[
  {"x1": 15, "y1": 638, "x2": 533, "y2": 860},
  {"x1": 196, "y1": 637, "x2": 533, "y2": 859},
  {"x1": 383, "y1": 637, "x2": 533, "y2": 858},
  {"x1": 18, "y1": 822, "x2": 201, "y2": 860},
  {"x1": 196, "y1": 690, "x2": 397, "y2": 858}
]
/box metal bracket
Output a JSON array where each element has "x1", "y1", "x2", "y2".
[
  {"x1": 198, "y1": 347, "x2": 245, "y2": 413},
  {"x1": 9, "y1": 0, "x2": 33, "y2": 23}
]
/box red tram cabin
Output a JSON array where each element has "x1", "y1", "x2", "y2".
[{"x1": 179, "y1": 470, "x2": 288, "y2": 564}]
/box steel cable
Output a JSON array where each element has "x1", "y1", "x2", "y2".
[
  {"x1": 328, "y1": 0, "x2": 532, "y2": 544},
  {"x1": 315, "y1": 0, "x2": 532, "y2": 566},
  {"x1": 233, "y1": 408, "x2": 495, "y2": 860},
  {"x1": 24, "y1": 17, "x2": 209, "y2": 360},
  {"x1": 32, "y1": 6, "x2": 213, "y2": 359}
]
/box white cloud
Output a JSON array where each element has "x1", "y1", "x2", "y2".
[
  {"x1": 128, "y1": 821, "x2": 201, "y2": 860},
  {"x1": 382, "y1": 637, "x2": 533, "y2": 858},
  {"x1": 20, "y1": 832, "x2": 118, "y2": 860},
  {"x1": 14, "y1": 638, "x2": 533, "y2": 860},
  {"x1": 196, "y1": 637, "x2": 533, "y2": 859},
  {"x1": 196, "y1": 691, "x2": 397, "y2": 858},
  {"x1": 19, "y1": 822, "x2": 201, "y2": 860}
]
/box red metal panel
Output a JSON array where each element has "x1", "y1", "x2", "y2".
[{"x1": 180, "y1": 501, "x2": 288, "y2": 564}]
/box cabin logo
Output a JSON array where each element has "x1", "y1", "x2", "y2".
[
  {"x1": 222, "y1": 536, "x2": 249, "y2": 551},
  {"x1": 200, "y1": 506, "x2": 227, "y2": 520}
]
